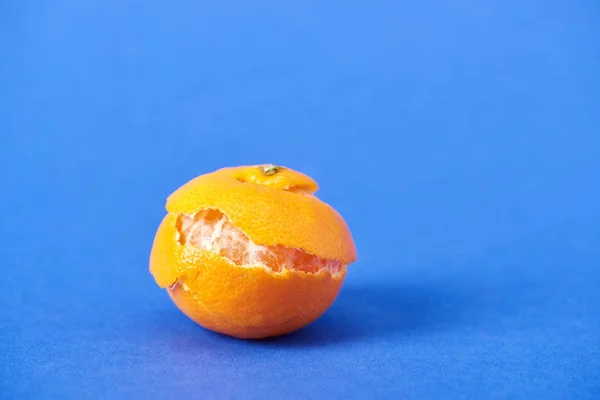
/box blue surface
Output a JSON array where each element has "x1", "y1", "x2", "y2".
[{"x1": 2, "y1": 1, "x2": 599, "y2": 399}]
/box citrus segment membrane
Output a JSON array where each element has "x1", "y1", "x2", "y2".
[{"x1": 176, "y1": 209, "x2": 345, "y2": 275}]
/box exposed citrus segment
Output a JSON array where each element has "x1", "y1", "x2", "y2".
[
  {"x1": 177, "y1": 209, "x2": 345, "y2": 275},
  {"x1": 149, "y1": 164, "x2": 356, "y2": 339}
]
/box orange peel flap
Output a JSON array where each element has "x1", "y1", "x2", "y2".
[{"x1": 164, "y1": 165, "x2": 357, "y2": 265}]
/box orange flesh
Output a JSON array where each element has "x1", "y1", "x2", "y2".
[{"x1": 175, "y1": 209, "x2": 345, "y2": 275}]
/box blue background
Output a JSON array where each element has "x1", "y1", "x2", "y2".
[{"x1": 2, "y1": 1, "x2": 599, "y2": 399}]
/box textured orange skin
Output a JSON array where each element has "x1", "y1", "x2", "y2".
[{"x1": 149, "y1": 165, "x2": 357, "y2": 339}]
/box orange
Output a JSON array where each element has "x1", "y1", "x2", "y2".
[{"x1": 149, "y1": 164, "x2": 357, "y2": 339}]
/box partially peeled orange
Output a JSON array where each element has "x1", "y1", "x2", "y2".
[{"x1": 149, "y1": 164, "x2": 357, "y2": 339}]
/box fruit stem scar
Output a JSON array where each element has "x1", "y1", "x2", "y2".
[{"x1": 259, "y1": 164, "x2": 280, "y2": 176}]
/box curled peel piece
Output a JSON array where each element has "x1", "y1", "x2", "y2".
[
  {"x1": 165, "y1": 165, "x2": 357, "y2": 265},
  {"x1": 235, "y1": 164, "x2": 319, "y2": 193}
]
